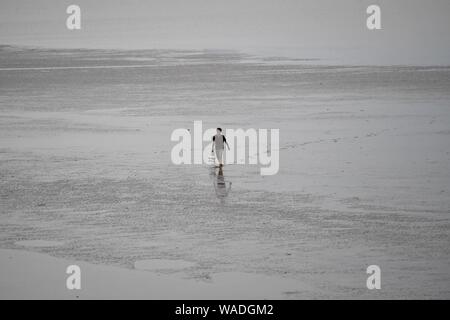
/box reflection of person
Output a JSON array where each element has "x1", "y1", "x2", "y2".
[
  {"x1": 212, "y1": 128, "x2": 230, "y2": 167},
  {"x1": 214, "y1": 167, "x2": 232, "y2": 203}
]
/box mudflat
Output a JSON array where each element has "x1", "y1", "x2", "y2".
[{"x1": 1, "y1": 46, "x2": 449, "y2": 298}]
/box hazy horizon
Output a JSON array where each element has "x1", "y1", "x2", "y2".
[{"x1": 1, "y1": 0, "x2": 450, "y2": 65}]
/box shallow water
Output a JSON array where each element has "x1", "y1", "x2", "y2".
[{"x1": 0, "y1": 46, "x2": 449, "y2": 298}]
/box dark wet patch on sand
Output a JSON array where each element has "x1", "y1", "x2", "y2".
[
  {"x1": 134, "y1": 259, "x2": 196, "y2": 271},
  {"x1": 15, "y1": 240, "x2": 64, "y2": 247}
]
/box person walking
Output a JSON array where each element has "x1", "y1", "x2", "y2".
[{"x1": 212, "y1": 127, "x2": 230, "y2": 167}]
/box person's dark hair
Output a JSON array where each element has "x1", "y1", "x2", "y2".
[{"x1": 217, "y1": 128, "x2": 222, "y2": 132}]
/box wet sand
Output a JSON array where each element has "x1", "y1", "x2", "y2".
[
  {"x1": 1, "y1": 248, "x2": 306, "y2": 299},
  {"x1": 0, "y1": 46, "x2": 449, "y2": 299}
]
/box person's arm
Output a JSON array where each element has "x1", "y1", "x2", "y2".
[
  {"x1": 223, "y1": 136, "x2": 230, "y2": 150},
  {"x1": 212, "y1": 136, "x2": 215, "y2": 152}
]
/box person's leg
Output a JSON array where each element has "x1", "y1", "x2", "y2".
[{"x1": 216, "y1": 149, "x2": 224, "y2": 166}]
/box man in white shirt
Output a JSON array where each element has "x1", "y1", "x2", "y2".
[{"x1": 212, "y1": 127, "x2": 230, "y2": 167}]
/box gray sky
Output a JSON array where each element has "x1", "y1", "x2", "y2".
[{"x1": 1, "y1": 0, "x2": 449, "y2": 64}]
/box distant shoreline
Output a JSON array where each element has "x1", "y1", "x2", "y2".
[{"x1": 2, "y1": 44, "x2": 450, "y2": 67}]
